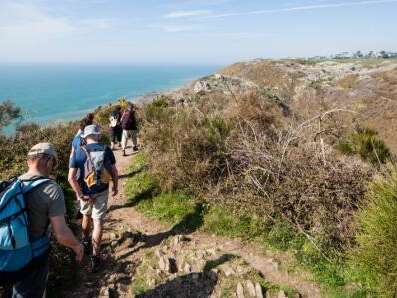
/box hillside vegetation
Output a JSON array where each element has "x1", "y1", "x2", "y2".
[
  {"x1": 130, "y1": 58, "x2": 397, "y2": 296},
  {"x1": 1, "y1": 58, "x2": 396, "y2": 297}
]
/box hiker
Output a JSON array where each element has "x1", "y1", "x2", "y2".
[
  {"x1": 109, "y1": 106, "x2": 122, "y2": 150},
  {"x1": 70, "y1": 113, "x2": 95, "y2": 219},
  {"x1": 120, "y1": 103, "x2": 139, "y2": 156},
  {"x1": 71, "y1": 113, "x2": 95, "y2": 156},
  {"x1": 68, "y1": 124, "x2": 119, "y2": 272},
  {"x1": 0, "y1": 143, "x2": 83, "y2": 298}
]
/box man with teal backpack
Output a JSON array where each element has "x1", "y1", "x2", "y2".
[{"x1": 0, "y1": 143, "x2": 83, "y2": 297}]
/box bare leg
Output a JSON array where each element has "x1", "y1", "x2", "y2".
[
  {"x1": 92, "y1": 219, "x2": 103, "y2": 256},
  {"x1": 81, "y1": 214, "x2": 91, "y2": 239},
  {"x1": 132, "y1": 130, "x2": 138, "y2": 149},
  {"x1": 121, "y1": 130, "x2": 128, "y2": 150}
]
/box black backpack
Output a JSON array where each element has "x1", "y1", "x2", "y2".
[{"x1": 121, "y1": 110, "x2": 137, "y2": 130}]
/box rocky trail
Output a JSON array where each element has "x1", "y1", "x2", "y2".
[{"x1": 62, "y1": 147, "x2": 322, "y2": 298}]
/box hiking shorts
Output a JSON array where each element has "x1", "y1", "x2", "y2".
[
  {"x1": 6, "y1": 253, "x2": 49, "y2": 298},
  {"x1": 121, "y1": 129, "x2": 138, "y2": 149},
  {"x1": 79, "y1": 190, "x2": 109, "y2": 220}
]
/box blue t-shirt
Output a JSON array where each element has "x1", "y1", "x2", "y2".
[
  {"x1": 71, "y1": 132, "x2": 82, "y2": 151},
  {"x1": 69, "y1": 143, "x2": 116, "y2": 195}
]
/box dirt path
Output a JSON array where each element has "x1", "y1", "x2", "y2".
[{"x1": 62, "y1": 148, "x2": 322, "y2": 298}]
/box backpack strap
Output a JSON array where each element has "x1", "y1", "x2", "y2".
[{"x1": 20, "y1": 178, "x2": 52, "y2": 194}]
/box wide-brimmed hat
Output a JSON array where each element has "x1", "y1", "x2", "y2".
[
  {"x1": 81, "y1": 124, "x2": 101, "y2": 138},
  {"x1": 28, "y1": 143, "x2": 57, "y2": 159}
]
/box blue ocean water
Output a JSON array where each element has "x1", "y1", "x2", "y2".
[{"x1": 0, "y1": 64, "x2": 219, "y2": 125}]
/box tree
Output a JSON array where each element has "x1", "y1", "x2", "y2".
[
  {"x1": 0, "y1": 100, "x2": 21, "y2": 131},
  {"x1": 354, "y1": 50, "x2": 363, "y2": 58},
  {"x1": 379, "y1": 50, "x2": 389, "y2": 58}
]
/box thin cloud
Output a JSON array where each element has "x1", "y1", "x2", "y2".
[
  {"x1": 149, "y1": 24, "x2": 197, "y2": 32},
  {"x1": 164, "y1": 10, "x2": 212, "y2": 18},
  {"x1": 205, "y1": 0, "x2": 397, "y2": 19}
]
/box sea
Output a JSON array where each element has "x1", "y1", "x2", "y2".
[{"x1": 0, "y1": 64, "x2": 220, "y2": 128}]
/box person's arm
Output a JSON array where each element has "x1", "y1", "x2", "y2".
[
  {"x1": 110, "y1": 164, "x2": 118, "y2": 196},
  {"x1": 50, "y1": 215, "x2": 84, "y2": 262},
  {"x1": 69, "y1": 147, "x2": 75, "y2": 159},
  {"x1": 105, "y1": 147, "x2": 118, "y2": 196},
  {"x1": 68, "y1": 168, "x2": 91, "y2": 201}
]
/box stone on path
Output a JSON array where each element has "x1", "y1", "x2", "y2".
[
  {"x1": 245, "y1": 280, "x2": 256, "y2": 297},
  {"x1": 184, "y1": 263, "x2": 192, "y2": 273},
  {"x1": 255, "y1": 283, "x2": 264, "y2": 298},
  {"x1": 277, "y1": 290, "x2": 288, "y2": 298},
  {"x1": 159, "y1": 255, "x2": 167, "y2": 271},
  {"x1": 237, "y1": 282, "x2": 245, "y2": 298},
  {"x1": 220, "y1": 264, "x2": 235, "y2": 277}
]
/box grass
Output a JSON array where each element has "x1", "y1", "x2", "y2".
[
  {"x1": 348, "y1": 165, "x2": 397, "y2": 297},
  {"x1": 337, "y1": 127, "x2": 392, "y2": 165},
  {"x1": 130, "y1": 251, "x2": 157, "y2": 296},
  {"x1": 124, "y1": 153, "x2": 368, "y2": 297}
]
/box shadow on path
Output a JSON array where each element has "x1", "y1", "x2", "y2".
[
  {"x1": 136, "y1": 254, "x2": 236, "y2": 298},
  {"x1": 107, "y1": 185, "x2": 156, "y2": 213},
  {"x1": 118, "y1": 166, "x2": 146, "y2": 180},
  {"x1": 116, "y1": 204, "x2": 205, "y2": 261}
]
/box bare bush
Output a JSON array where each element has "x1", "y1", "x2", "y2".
[{"x1": 141, "y1": 91, "x2": 374, "y2": 253}]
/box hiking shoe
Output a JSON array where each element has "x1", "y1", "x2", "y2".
[
  {"x1": 75, "y1": 210, "x2": 83, "y2": 220},
  {"x1": 90, "y1": 255, "x2": 101, "y2": 273},
  {"x1": 82, "y1": 238, "x2": 91, "y2": 255}
]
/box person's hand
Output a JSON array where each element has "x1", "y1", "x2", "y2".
[
  {"x1": 73, "y1": 243, "x2": 84, "y2": 262},
  {"x1": 80, "y1": 195, "x2": 92, "y2": 202},
  {"x1": 112, "y1": 185, "x2": 118, "y2": 197}
]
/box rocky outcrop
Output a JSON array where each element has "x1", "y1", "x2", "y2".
[
  {"x1": 131, "y1": 234, "x2": 301, "y2": 298},
  {"x1": 193, "y1": 74, "x2": 258, "y2": 94}
]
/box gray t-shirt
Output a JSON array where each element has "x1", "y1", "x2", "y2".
[{"x1": 19, "y1": 173, "x2": 66, "y2": 239}]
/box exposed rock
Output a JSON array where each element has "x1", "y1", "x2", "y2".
[
  {"x1": 255, "y1": 283, "x2": 264, "y2": 298},
  {"x1": 171, "y1": 236, "x2": 180, "y2": 251},
  {"x1": 245, "y1": 280, "x2": 256, "y2": 297},
  {"x1": 237, "y1": 282, "x2": 245, "y2": 298},
  {"x1": 109, "y1": 232, "x2": 118, "y2": 241},
  {"x1": 277, "y1": 290, "x2": 288, "y2": 298},
  {"x1": 220, "y1": 264, "x2": 235, "y2": 277},
  {"x1": 154, "y1": 249, "x2": 163, "y2": 258},
  {"x1": 194, "y1": 80, "x2": 211, "y2": 93},
  {"x1": 264, "y1": 259, "x2": 279, "y2": 272},
  {"x1": 158, "y1": 255, "x2": 168, "y2": 271},
  {"x1": 184, "y1": 263, "x2": 192, "y2": 273},
  {"x1": 193, "y1": 74, "x2": 258, "y2": 95},
  {"x1": 176, "y1": 255, "x2": 185, "y2": 271}
]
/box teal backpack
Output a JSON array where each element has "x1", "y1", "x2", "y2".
[{"x1": 0, "y1": 178, "x2": 51, "y2": 273}]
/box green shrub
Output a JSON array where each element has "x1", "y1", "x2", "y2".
[
  {"x1": 349, "y1": 165, "x2": 397, "y2": 297},
  {"x1": 0, "y1": 100, "x2": 21, "y2": 130},
  {"x1": 93, "y1": 97, "x2": 129, "y2": 126},
  {"x1": 337, "y1": 127, "x2": 392, "y2": 165},
  {"x1": 0, "y1": 121, "x2": 78, "y2": 219},
  {"x1": 144, "y1": 95, "x2": 170, "y2": 124}
]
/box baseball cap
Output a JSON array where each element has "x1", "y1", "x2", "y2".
[
  {"x1": 27, "y1": 143, "x2": 57, "y2": 159},
  {"x1": 81, "y1": 124, "x2": 101, "y2": 138}
]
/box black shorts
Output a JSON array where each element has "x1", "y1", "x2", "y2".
[{"x1": 110, "y1": 127, "x2": 122, "y2": 143}]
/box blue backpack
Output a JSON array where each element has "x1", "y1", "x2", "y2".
[{"x1": 0, "y1": 178, "x2": 51, "y2": 272}]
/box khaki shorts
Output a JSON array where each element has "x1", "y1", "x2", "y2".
[{"x1": 79, "y1": 190, "x2": 109, "y2": 220}]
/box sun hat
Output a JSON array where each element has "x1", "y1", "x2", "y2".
[
  {"x1": 27, "y1": 143, "x2": 57, "y2": 159},
  {"x1": 81, "y1": 124, "x2": 101, "y2": 138}
]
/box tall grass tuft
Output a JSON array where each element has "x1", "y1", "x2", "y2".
[
  {"x1": 349, "y1": 165, "x2": 397, "y2": 297},
  {"x1": 337, "y1": 127, "x2": 392, "y2": 165}
]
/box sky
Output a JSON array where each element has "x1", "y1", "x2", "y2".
[{"x1": 0, "y1": 0, "x2": 396, "y2": 64}]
